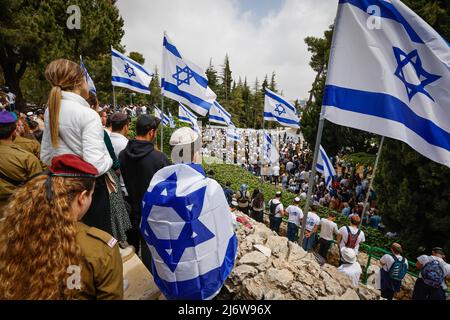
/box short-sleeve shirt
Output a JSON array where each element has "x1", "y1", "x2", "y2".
[
  {"x1": 338, "y1": 226, "x2": 365, "y2": 254},
  {"x1": 304, "y1": 212, "x2": 320, "y2": 232},
  {"x1": 380, "y1": 254, "x2": 408, "y2": 272},
  {"x1": 417, "y1": 255, "x2": 450, "y2": 290},
  {"x1": 269, "y1": 199, "x2": 284, "y2": 218},
  {"x1": 320, "y1": 218, "x2": 338, "y2": 241},
  {"x1": 286, "y1": 205, "x2": 303, "y2": 226}
]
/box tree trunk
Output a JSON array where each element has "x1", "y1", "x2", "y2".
[{"x1": 1, "y1": 60, "x2": 27, "y2": 112}]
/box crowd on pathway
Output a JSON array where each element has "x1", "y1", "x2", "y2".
[{"x1": 0, "y1": 58, "x2": 448, "y2": 300}]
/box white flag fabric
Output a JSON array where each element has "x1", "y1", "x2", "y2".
[
  {"x1": 316, "y1": 145, "x2": 336, "y2": 190},
  {"x1": 209, "y1": 101, "x2": 234, "y2": 127},
  {"x1": 154, "y1": 106, "x2": 171, "y2": 127},
  {"x1": 162, "y1": 34, "x2": 216, "y2": 116},
  {"x1": 178, "y1": 103, "x2": 200, "y2": 133},
  {"x1": 263, "y1": 131, "x2": 279, "y2": 165},
  {"x1": 264, "y1": 88, "x2": 300, "y2": 129},
  {"x1": 111, "y1": 47, "x2": 153, "y2": 94},
  {"x1": 226, "y1": 127, "x2": 240, "y2": 142},
  {"x1": 80, "y1": 56, "x2": 96, "y2": 95},
  {"x1": 141, "y1": 163, "x2": 237, "y2": 300},
  {"x1": 323, "y1": 0, "x2": 450, "y2": 168},
  {"x1": 168, "y1": 110, "x2": 176, "y2": 128}
]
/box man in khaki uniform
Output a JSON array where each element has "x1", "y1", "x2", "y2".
[
  {"x1": 13, "y1": 133, "x2": 41, "y2": 160},
  {"x1": 0, "y1": 111, "x2": 42, "y2": 215},
  {"x1": 75, "y1": 222, "x2": 124, "y2": 300}
]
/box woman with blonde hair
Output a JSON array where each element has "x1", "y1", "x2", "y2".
[
  {"x1": 0, "y1": 154, "x2": 123, "y2": 300},
  {"x1": 40, "y1": 59, "x2": 113, "y2": 234}
]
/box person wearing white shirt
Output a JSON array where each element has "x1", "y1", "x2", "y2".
[
  {"x1": 379, "y1": 243, "x2": 409, "y2": 300},
  {"x1": 338, "y1": 247, "x2": 362, "y2": 287},
  {"x1": 41, "y1": 59, "x2": 113, "y2": 234},
  {"x1": 412, "y1": 247, "x2": 450, "y2": 300},
  {"x1": 318, "y1": 212, "x2": 338, "y2": 261},
  {"x1": 271, "y1": 165, "x2": 280, "y2": 186},
  {"x1": 301, "y1": 207, "x2": 321, "y2": 252},
  {"x1": 286, "y1": 197, "x2": 303, "y2": 242},
  {"x1": 109, "y1": 112, "x2": 130, "y2": 196},
  {"x1": 337, "y1": 215, "x2": 366, "y2": 256},
  {"x1": 268, "y1": 191, "x2": 285, "y2": 235}
]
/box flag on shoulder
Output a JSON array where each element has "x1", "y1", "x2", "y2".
[
  {"x1": 111, "y1": 47, "x2": 153, "y2": 94},
  {"x1": 316, "y1": 145, "x2": 336, "y2": 190},
  {"x1": 80, "y1": 56, "x2": 96, "y2": 95},
  {"x1": 264, "y1": 88, "x2": 300, "y2": 129},
  {"x1": 263, "y1": 131, "x2": 279, "y2": 165},
  {"x1": 162, "y1": 33, "x2": 216, "y2": 116},
  {"x1": 140, "y1": 163, "x2": 237, "y2": 299},
  {"x1": 209, "y1": 101, "x2": 234, "y2": 127},
  {"x1": 323, "y1": 0, "x2": 450, "y2": 168},
  {"x1": 178, "y1": 103, "x2": 200, "y2": 133}
]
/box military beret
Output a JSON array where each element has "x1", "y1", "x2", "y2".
[
  {"x1": 0, "y1": 110, "x2": 17, "y2": 124},
  {"x1": 50, "y1": 154, "x2": 99, "y2": 177}
]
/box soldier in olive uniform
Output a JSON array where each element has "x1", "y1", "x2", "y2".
[
  {"x1": 13, "y1": 134, "x2": 41, "y2": 160},
  {"x1": 0, "y1": 110, "x2": 42, "y2": 214}
]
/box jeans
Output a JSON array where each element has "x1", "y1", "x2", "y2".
[
  {"x1": 302, "y1": 232, "x2": 316, "y2": 252},
  {"x1": 287, "y1": 222, "x2": 299, "y2": 242},
  {"x1": 318, "y1": 238, "x2": 333, "y2": 261},
  {"x1": 269, "y1": 216, "x2": 282, "y2": 234}
]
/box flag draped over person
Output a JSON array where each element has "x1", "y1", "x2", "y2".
[
  {"x1": 264, "y1": 88, "x2": 300, "y2": 129},
  {"x1": 111, "y1": 47, "x2": 153, "y2": 94},
  {"x1": 322, "y1": 0, "x2": 450, "y2": 168},
  {"x1": 80, "y1": 56, "x2": 96, "y2": 95},
  {"x1": 162, "y1": 33, "x2": 216, "y2": 116},
  {"x1": 140, "y1": 163, "x2": 237, "y2": 300},
  {"x1": 263, "y1": 131, "x2": 279, "y2": 165},
  {"x1": 316, "y1": 145, "x2": 336, "y2": 190},
  {"x1": 178, "y1": 103, "x2": 200, "y2": 133},
  {"x1": 209, "y1": 101, "x2": 234, "y2": 127}
]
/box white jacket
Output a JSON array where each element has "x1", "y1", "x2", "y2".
[{"x1": 40, "y1": 91, "x2": 112, "y2": 175}]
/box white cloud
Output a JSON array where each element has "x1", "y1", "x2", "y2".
[{"x1": 116, "y1": 0, "x2": 338, "y2": 101}]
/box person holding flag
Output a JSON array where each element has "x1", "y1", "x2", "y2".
[{"x1": 140, "y1": 127, "x2": 237, "y2": 300}]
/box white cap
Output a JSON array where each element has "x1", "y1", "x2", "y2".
[
  {"x1": 341, "y1": 247, "x2": 357, "y2": 264},
  {"x1": 26, "y1": 111, "x2": 33, "y2": 116},
  {"x1": 294, "y1": 197, "x2": 300, "y2": 203},
  {"x1": 169, "y1": 127, "x2": 199, "y2": 146}
]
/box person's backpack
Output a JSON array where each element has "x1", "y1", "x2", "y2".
[
  {"x1": 345, "y1": 226, "x2": 361, "y2": 249},
  {"x1": 421, "y1": 260, "x2": 445, "y2": 288},
  {"x1": 238, "y1": 191, "x2": 249, "y2": 204},
  {"x1": 269, "y1": 200, "x2": 280, "y2": 217},
  {"x1": 388, "y1": 255, "x2": 408, "y2": 281}
]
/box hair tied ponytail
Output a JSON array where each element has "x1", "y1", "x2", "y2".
[{"x1": 48, "y1": 86, "x2": 62, "y2": 148}]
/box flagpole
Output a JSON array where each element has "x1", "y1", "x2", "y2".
[
  {"x1": 161, "y1": 30, "x2": 167, "y2": 153},
  {"x1": 298, "y1": 109, "x2": 325, "y2": 246},
  {"x1": 260, "y1": 109, "x2": 264, "y2": 190},
  {"x1": 113, "y1": 85, "x2": 117, "y2": 111},
  {"x1": 360, "y1": 135, "x2": 385, "y2": 228}
]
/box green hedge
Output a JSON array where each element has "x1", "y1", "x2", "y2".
[{"x1": 204, "y1": 163, "x2": 399, "y2": 253}]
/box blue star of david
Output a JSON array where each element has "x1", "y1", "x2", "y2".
[
  {"x1": 124, "y1": 63, "x2": 136, "y2": 78},
  {"x1": 393, "y1": 47, "x2": 441, "y2": 102},
  {"x1": 173, "y1": 65, "x2": 194, "y2": 86},
  {"x1": 140, "y1": 172, "x2": 214, "y2": 273},
  {"x1": 274, "y1": 103, "x2": 286, "y2": 116}
]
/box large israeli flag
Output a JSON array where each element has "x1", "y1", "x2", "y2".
[
  {"x1": 209, "y1": 101, "x2": 234, "y2": 127},
  {"x1": 264, "y1": 88, "x2": 300, "y2": 129},
  {"x1": 263, "y1": 132, "x2": 279, "y2": 165},
  {"x1": 316, "y1": 145, "x2": 336, "y2": 190},
  {"x1": 162, "y1": 34, "x2": 216, "y2": 116},
  {"x1": 323, "y1": 0, "x2": 450, "y2": 168},
  {"x1": 140, "y1": 163, "x2": 237, "y2": 300},
  {"x1": 111, "y1": 47, "x2": 153, "y2": 94},
  {"x1": 179, "y1": 103, "x2": 200, "y2": 133},
  {"x1": 80, "y1": 56, "x2": 96, "y2": 95}
]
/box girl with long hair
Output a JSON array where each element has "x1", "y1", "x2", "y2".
[
  {"x1": 250, "y1": 190, "x2": 265, "y2": 223},
  {"x1": 0, "y1": 154, "x2": 123, "y2": 300},
  {"x1": 40, "y1": 59, "x2": 114, "y2": 234}
]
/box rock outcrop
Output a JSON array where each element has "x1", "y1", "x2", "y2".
[{"x1": 217, "y1": 212, "x2": 383, "y2": 300}]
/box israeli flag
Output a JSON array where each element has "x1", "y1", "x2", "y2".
[
  {"x1": 178, "y1": 103, "x2": 200, "y2": 133},
  {"x1": 209, "y1": 101, "x2": 234, "y2": 127},
  {"x1": 162, "y1": 34, "x2": 216, "y2": 116},
  {"x1": 80, "y1": 56, "x2": 96, "y2": 95},
  {"x1": 263, "y1": 131, "x2": 279, "y2": 165},
  {"x1": 111, "y1": 47, "x2": 153, "y2": 94},
  {"x1": 168, "y1": 110, "x2": 176, "y2": 129},
  {"x1": 316, "y1": 145, "x2": 336, "y2": 190},
  {"x1": 140, "y1": 163, "x2": 237, "y2": 300},
  {"x1": 323, "y1": 0, "x2": 450, "y2": 168},
  {"x1": 264, "y1": 88, "x2": 300, "y2": 129},
  {"x1": 154, "y1": 106, "x2": 170, "y2": 127},
  {"x1": 226, "y1": 128, "x2": 240, "y2": 142}
]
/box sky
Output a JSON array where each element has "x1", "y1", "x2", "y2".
[{"x1": 116, "y1": 0, "x2": 338, "y2": 101}]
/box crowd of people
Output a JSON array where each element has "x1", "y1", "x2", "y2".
[{"x1": 0, "y1": 58, "x2": 448, "y2": 300}]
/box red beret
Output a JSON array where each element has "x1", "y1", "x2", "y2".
[{"x1": 50, "y1": 154, "x2": 99, "y2": 177}]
